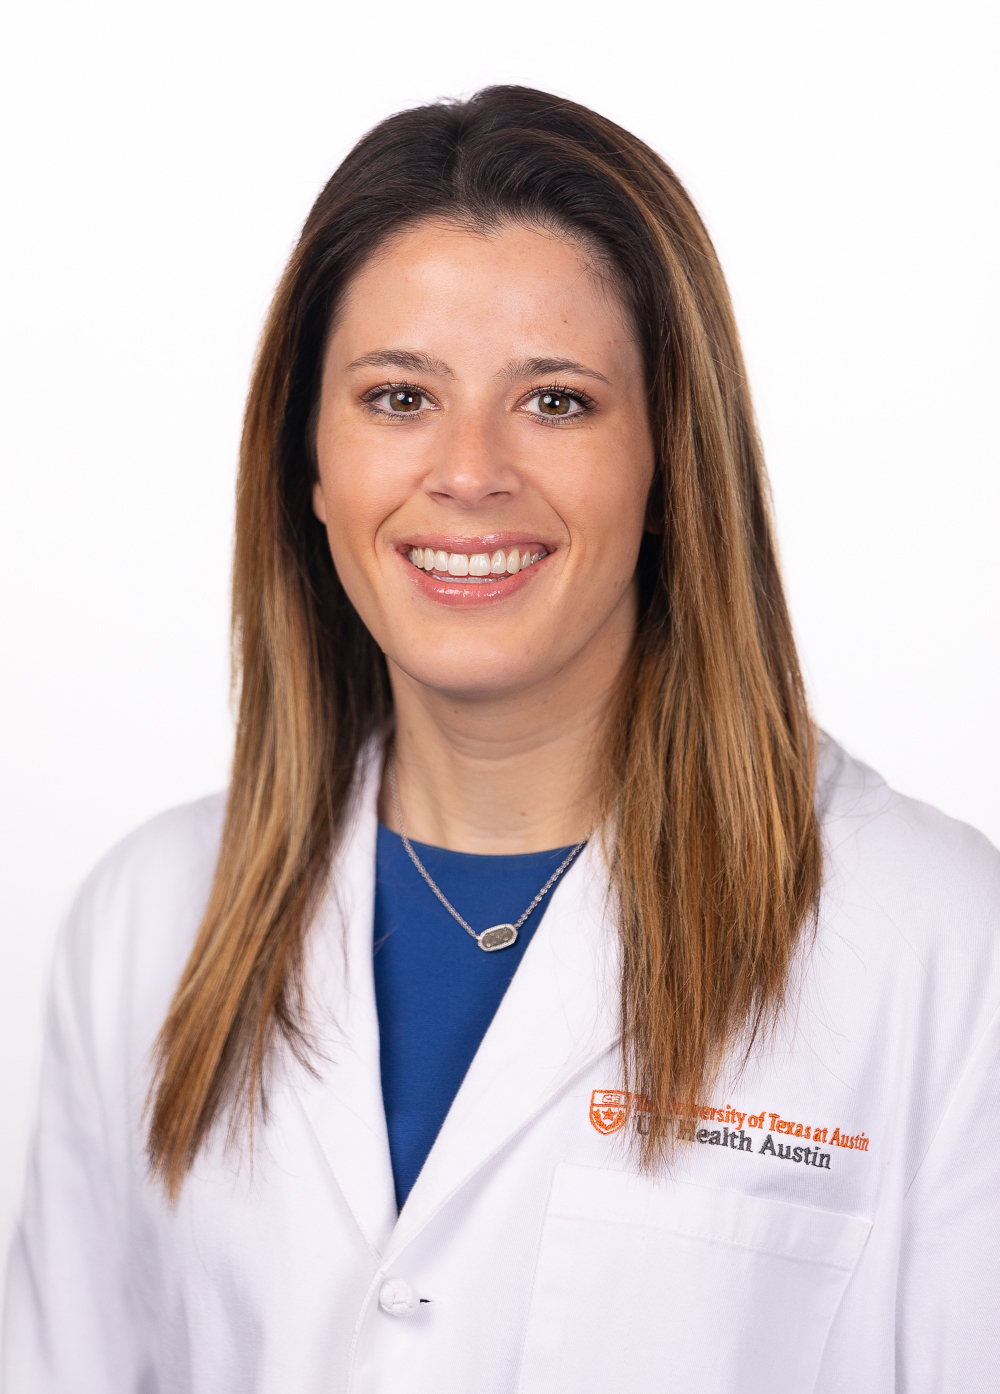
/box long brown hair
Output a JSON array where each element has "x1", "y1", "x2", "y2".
[{"x1": 148, "y1": 86, "x2": 821, "y2": 1195}]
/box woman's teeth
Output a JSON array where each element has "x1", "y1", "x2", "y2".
[{"x1": 405, "y1": 546, "x2": 547, "y2": 578}]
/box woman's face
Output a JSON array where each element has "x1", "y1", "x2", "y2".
[{"x1": 313, "y1": 218, "x2": 655, "y2": 704}]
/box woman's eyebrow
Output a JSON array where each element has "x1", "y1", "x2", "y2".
[
  {"x1": 503, "y1": 356, "x2": 611, "y2": 385},
  {"x1": 346, "y1": 349, "x2": 454, "y2": 377}
]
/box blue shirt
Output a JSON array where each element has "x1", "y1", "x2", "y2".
[{"x1": 373, "y1": 825, "x2": 579, "y2": 1209}]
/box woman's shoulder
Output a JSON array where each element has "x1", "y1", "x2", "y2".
[
  {"x1": 815, "y1": 734, "x2": 1000, "y2": 984},
  {"x1": 52, "y1": 792, "x2": 228, "y2": 1051},
  {"x1": 817, "y1": 734, "x2": 999, "y2": 892},
  {"x1": 73, "y1": 790, "x2": 227, "y2": 928}
]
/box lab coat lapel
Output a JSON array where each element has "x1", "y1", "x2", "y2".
[
  {"x1": 293, "y1": 753, "x2": 397, "y2": 1257},
  {"x1": 388, "y1": 840, "x2": 619, "y2": 1256}
]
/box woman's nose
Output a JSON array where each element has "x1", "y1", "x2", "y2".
[{"x1": 423, "y1": 417, "x2": 519, "y2": 510}]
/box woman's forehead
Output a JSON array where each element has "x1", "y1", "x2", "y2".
[{"x1": 327, "y1": 219, "x2": 638, "y2": 379}]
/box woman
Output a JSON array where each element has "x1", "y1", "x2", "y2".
[{"x1": 4, "y1": 86, "x2": 998, "y2": 1392}]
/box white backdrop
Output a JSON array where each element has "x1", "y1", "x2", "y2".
[{"x1": 1, "y1": 0, "x2": 997, "y2": 1273}]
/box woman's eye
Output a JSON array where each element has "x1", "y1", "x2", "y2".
[
  {"x1": 368, "y1": 387, "x2": 434, "y2": 414},
  {"x1": 524, "y1": 391, "x2": 584, "y2": 418}
]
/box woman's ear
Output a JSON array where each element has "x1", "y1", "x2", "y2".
[{"x1": 312, "y1": 480, "x2": 328, "y2": 524}]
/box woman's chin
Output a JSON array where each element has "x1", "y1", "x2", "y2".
[{"x1": 386, "y1": 648, "x2": 557, "y2": 705}]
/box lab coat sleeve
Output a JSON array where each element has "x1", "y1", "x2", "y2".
[
  {"x1": 2, "y1": 899, "x2": 148, "y2": 1393},
  {"x1": 895, "y1": 1002, "x2": 1000, "y2": 1390}
]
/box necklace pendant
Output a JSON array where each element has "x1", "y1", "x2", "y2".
[{"x1": 477, "y1": 923, "x2": 518, "y2": 952}]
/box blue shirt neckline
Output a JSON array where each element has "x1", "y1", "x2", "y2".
[{"x1": 372, "y1": 826, "x2": 578, "y2": 1208}]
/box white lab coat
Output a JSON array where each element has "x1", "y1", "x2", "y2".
[{"x1": 4, "y1": 738, "x2": 1000, "y2": 1392}]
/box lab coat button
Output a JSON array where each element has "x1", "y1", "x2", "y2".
[{"x1": 379, "y1": 1278, "x2": 420, "y2": 1316}]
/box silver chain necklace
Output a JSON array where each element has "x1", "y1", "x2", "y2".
[{"x1": 388, "y1": 760, "x2": 587, "y2": 952}]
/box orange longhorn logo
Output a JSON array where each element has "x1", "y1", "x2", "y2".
[{"x1": 589, "y1": 1089, "x2": 631, "y2": 1135}]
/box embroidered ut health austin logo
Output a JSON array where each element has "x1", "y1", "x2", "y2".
[{"x1": 589, "y1": 1090, "x2": 651, "y2": 1136}]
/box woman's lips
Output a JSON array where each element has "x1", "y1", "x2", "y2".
[{"x1": 396, "y1": 542, "x2": 551, "y2": 607}]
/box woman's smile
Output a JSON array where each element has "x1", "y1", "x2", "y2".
[{"x1": 398, "y1": 537, "x2": 552, "y2": 605}]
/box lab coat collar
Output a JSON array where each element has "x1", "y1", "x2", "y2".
[
  {"x1": 294, "y1": 748, "x2": 621, "y2": 1262},
  {"x1": 293, "y1": 747, "x2": 397, "y2": 1257}
]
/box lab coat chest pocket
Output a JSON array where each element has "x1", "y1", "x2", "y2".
[{"x1": 517, "y1": 1163, "x2": 871, "y2": 1394}]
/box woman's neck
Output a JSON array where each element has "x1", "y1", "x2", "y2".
[{"x1": 380, "y1": 623, "x2": 630, "y2": 855}]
